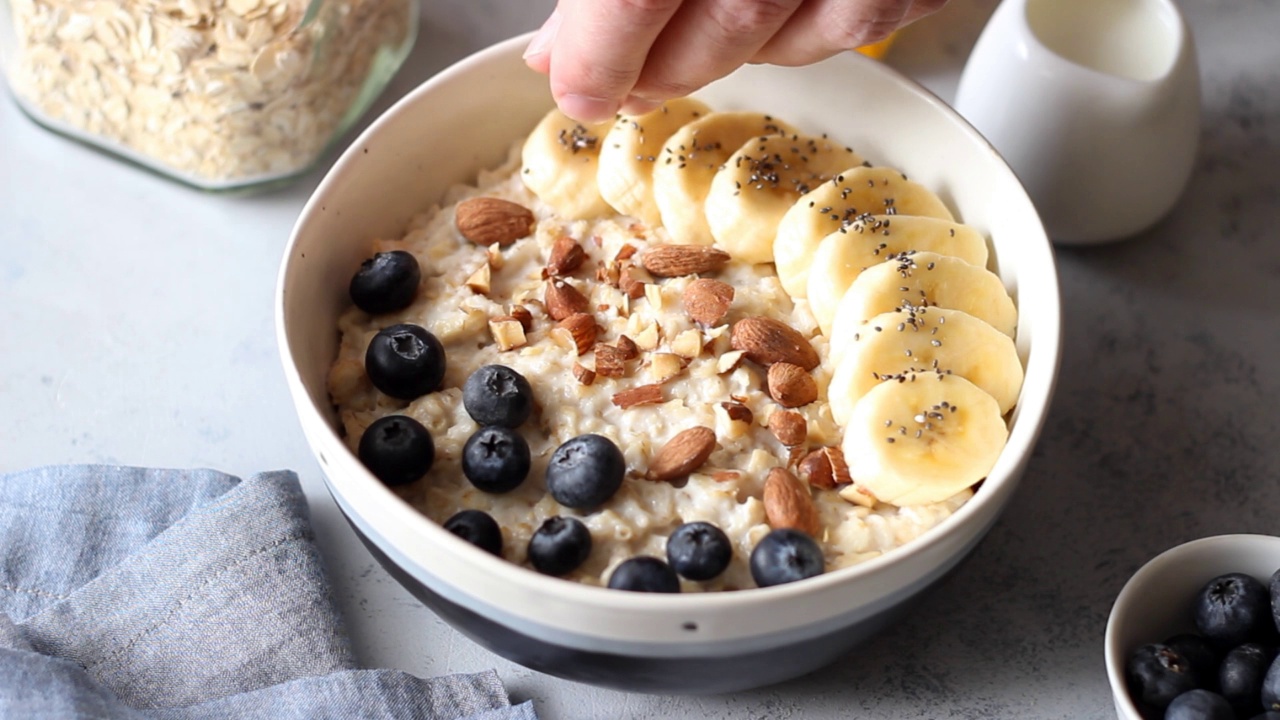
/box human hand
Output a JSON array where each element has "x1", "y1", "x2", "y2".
[{"x1": 522, "y1": 0, "x2": 949, "y2": 123}]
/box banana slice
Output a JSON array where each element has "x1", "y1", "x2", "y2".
[
  {"x1": 652, "y1": 111, "x2": 798, "y2": 245},
  {"x1": 774, "y1": 166, "x2": 970, "y2": 298},
  {"x1": 827, "y1": 306, "x2": 1023, "y2": 426},
  {"x1": 805, "y1": 218, "x2": 992, "y2": 335},
  {"x1": 597, "y1": 97, "x2": 713, "y2": 228},
  {"x1": 842, "y1": 373, "x2": 1008, "y2": 506},
  {"x1": 828, "y1": 250, "x2": 1017, "y2": 365},
  {"x1": 706, "y1": 133, "x2": 862, "y2": 264},
  {"x1": 521, "y1": 109, "x2": 615, "y2": 220}
]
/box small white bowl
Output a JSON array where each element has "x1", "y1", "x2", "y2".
[
  {"x1": 277, "y1": 33, "x2": 1062, "y2": 693},
  {"x1": 1104, "y1": 534, "x2": 1280, "y2": 719}
]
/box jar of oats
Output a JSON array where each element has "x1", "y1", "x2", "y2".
[{"x1": 0, "y1": 0, "x2": 415, "y2": 190}]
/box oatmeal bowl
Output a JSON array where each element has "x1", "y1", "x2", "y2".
[{"x1": 276, "y1": 33, "x2": 1061, "y2": 693}]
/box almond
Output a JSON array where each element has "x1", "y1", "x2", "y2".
[
  {"x1": 712, "y1": 470, "x2": 741, "y2": 483},
  {"x1": 488, "y1": 318, "x2": 527, "y2": 351},
  {"x1": 767, "y1": 362, "x2": 819, "y2": 407},
  {"x1": 614, "y1": 244, "x2": 638, "y2": 261},
  {"x1": 682, "y1": 278, "x2": 734, "y2": 325},
  {"x1": 557, "y1": 313, "x2": 598, "y2": 355},
  {"x1": 619, "y1": 265, "x2": 647, "y2": 299},
  {"x1": 641, "y1": 244, "x2": 731, "y2": 277},
  {"x1": 768, "y1": 409, "x2": 808, "y2": 446},
  {"x1": 823, "y1": 446, "x2": 853, "y2": 486},
  {"x1": 572, "y1": 362, "x2": 596, "y2": 386},
  {"x1": 646, "y1": 426, "x2": 717, "y2": 482},
  {"x1": 547, "y1": 236, "x2": 585, "y2": 276},
  {"x1": 798, "y1": 448, "x2": 836, "y2": 489},
  {"x1": 595, "y1": 344, "x2": 629, "y2": 378},
  {"x1": 465, "y1": 263, "x2": 491, "y2": 294},
  {"x1": 720, "y1": 401, "x2": 753, "y2": 425},
  {"x1": 509, "y1": 304, "x2": 534, "y2": 331},
  {"x1": 612, "y1": 383, "x2": 664, "y2": 409},
  {"x1": 838, "y1": 483, "x2": 877, "y2": 508},
  {"x1": 729, "y1": 317, "x2": 820, "y2": 370},
  {"x1": 455, "y1": 197, "x2": 534, "y2": 247},
  {"x1": 763, "y1": 467, "x2": 820, "y2": 536},
  {"x1": 616, "y1": 334, "x2": 639, "y2": 360},
  {"x1": 545, "y1": 279, "x2": 589, "y2": 321}
]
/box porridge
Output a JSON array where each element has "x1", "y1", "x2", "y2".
[{"x1": 328, "y1": 100, "x2": 1022, "y2": 592}]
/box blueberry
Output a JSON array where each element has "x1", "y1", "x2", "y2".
[
  {"x1": 607, "y1": 557, "x2": 681, "y2": 593},
  {"x1": 1220, "y1": 643, "x2": 1275, "y2": 718},
  {"x1": 1269, "y1": 568, "x2": 1280, "y2": 635},
  {"x1": 357, "y1": 415, "x2": 434, "y2": 486},
  {"x1": 545, "y1": 434, "x2": 625, "y2": 509},
  {"x1": 666, "y1": 521, "x2": 732, "y2": 581},
  {"x1": 1126, "y1": 643, "x2": 1199, "y2": 714},
  {"x1": 1164, "y1": 689, "x2": 1233, "y2": 720},
  {"x1": 749, "y1": 528, "x2": 824, "y2": 588},
  {"x1": 1261, "y1": 653, "x2": 1280, "y2": 713},
  {"x1": 349, "y1": 250, "x2": 420, "y2": 314},
  {"x1": 1195, "y1": 573, "x2": 1272, "y2": 648},
  {"x1": 443, "y1": 509, "x2": 502, "y2": 556},
  {"x1": 365, "y1": 323, "x2": 446, "y2": 399},
  {"x1": 462, "y1": 426, "x2": 531, "y2": 493},
  {"x1": 527, "y1": 516, "x2": 592, "y2": 576},
  {"x1": 463, "y1": 365, "x2": 534, "y2": 427},
  {"x1": 1164, "y1": 634, "x2": 1220, "y2": 690}
]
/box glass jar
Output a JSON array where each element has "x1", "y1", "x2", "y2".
[{"x1": 0, "y1": 0, "x2": 416, "y2": 190}]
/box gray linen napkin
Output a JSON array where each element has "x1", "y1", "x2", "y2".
[{"x1": 0, "y1": 465, "x2": 537, "y2": 720}]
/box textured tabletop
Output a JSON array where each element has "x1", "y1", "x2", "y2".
[{"x1": 2, "y1": 0, "x2": 1277, "y2": 717}]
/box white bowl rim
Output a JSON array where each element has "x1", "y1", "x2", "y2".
[{"x1": 276, "y1": 32, "x2": 1063, "y2": 628}]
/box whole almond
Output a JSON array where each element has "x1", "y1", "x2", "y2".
[
  {"x1": 729, "y1": 317, "x2": 820, "y2": 370},
  {"x1": 641, "y1": 244, "x2": 731, "y2": 277},
  {"x1": 767, "y1": 362, "x2": 819, "y2": 407},
  {"x1": 557, "y1": 313, "x2": 598, "y2": 355},
  {"x1": 798, "y1": 449, "x2": 835, "y2": 489},
  {"x1": 646, "y1": 426, "x2": 717, "y2": 482},
  {"x1": 545, "y1": 279, "x2": 589, "y2": 321},
  {"x1": 768, "y1": 409, "x2": 808, "y2": 446},
  {"x1": 683, "y1": 278, "x2": 735, "y2": 325},
  {"x1": 763, "y1": 467, "x2": 820, "y2": 536},
  {"x1": 547, "y1": 236, "x2": 585, "y2": 276},
  {"x1": 455, "y1": 197, "x2": 534, "y2": 247}
]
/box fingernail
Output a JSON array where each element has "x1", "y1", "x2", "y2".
[
  {"x1": 523, "y1": 10, "x2": 560, "y2": 60},
  {"x1": 559, "y1": 94, "x2": 620, "y2": 123},
  {"x1": 621, "y1": 96, "x2": 662, "y2": 117}
]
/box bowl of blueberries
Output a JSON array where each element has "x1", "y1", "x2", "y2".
[{"x1": 1106, "y1": 534, "x2": 1280, "y2": 720}]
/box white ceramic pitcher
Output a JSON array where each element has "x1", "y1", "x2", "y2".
[{"x1": 954, "y1": 0, "x2": 1200, "y2": 245}]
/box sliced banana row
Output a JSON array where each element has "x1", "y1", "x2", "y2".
[{"x1": 519, "y1": 99, "x2": 1024, "y2": 509}]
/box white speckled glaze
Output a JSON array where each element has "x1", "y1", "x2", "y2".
[
  {"x1": 1104, "y1": 534, "x2": 1280, "y2": 719},
  {"x1": 276, "y1": 33, "x2": 1061, "y2": 687}
]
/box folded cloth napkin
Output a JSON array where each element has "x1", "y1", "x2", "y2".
[{"x1": 0, "y1": 465, "x2": 537, "y2": 720}]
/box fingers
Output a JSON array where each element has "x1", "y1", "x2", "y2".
[
  {"x1": 541, "y1": 0, "x2": 684, "y2": 122},
  {"x1": 522, "y1": 9, "x2": 560, "y2": 75},
  {"x1": 626, "y1": 0, "x2": 804, "y2": 107},
  {"x1": 751, "y1": 0, "x2": 918, "y2": 67}
]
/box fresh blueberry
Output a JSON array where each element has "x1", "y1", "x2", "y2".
[
  {"x1": 349, "y1": 250, "x2": 420, "y2": 314},
  {"x1": 1164, "y1": 689, "x2": 1234, "y2": 720},
  {"x1": 607, "y1": 557, "x2": 681, "y2": 593},
  {"x1": 749, "y1": 528, "x2": 824, "y2": 588},
  {"x1": 666, "y1": 521, "x2": 732, "y2": 581},
  {"x1": 1269, "y1": 568, "x2": 1280, "y2": 635},
  {"x1": 443, "y1": 509, "x2": 502, "y2": 556},
  {"x1": 1261, "y1": 653, "x2": 1280, "y2": 714},
  {"x1": 1220, "y1": 643, "x2": 1275, "y2": 718},
  {"x1": 357, "y1": 415, "x2": 434, "y2": 486},
  {"x1": 1195, "y1": 573, "x2": 1272, "y2": 648},
  {"x1": 365, "y1": 323, "x2": 446, "y2": 399},
  {"x1": 462, "y1": 426, "x2": 531, "y2": 493},
  {"x1": 527, "y1": 516, "x2": 592, "y2": 576},
  {"x1": 463, "y1": 365, "x2": 534, "y2": 427},
  {"x1": 1125, "y1": 643, "x2": 1199, "y2": 714},
  {"x1": 1164, "y1": 634, "x2": 1220, "y2": 691},
  {"x1": 545, "y1": 434, "x2": 625, "y2": 509}
]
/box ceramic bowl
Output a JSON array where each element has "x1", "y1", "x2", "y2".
[
  {"x1": 1104, "y1": 534, "x2": 1280, "y2": 719},
  {"x1": 276, "y1": 33, "x2": 1062, "y2": 694}
]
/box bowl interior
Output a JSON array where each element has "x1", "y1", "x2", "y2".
[
  {"x1": 277, "y1": 33, "x2": 1061, "y2": 646},
  {"x1": 1104, "y1": 534, "x2": 1280, "y2": 719}
]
